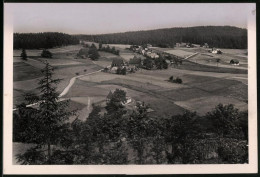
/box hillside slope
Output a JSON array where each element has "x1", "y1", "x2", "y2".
[{"x1": 76, "y1": 26, "x2": 247, "y2": 49}]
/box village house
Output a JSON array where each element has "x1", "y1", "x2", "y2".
[
  {"x1": 175, "y1": 42, "x2": 186, "y2": 47},
  {"x1": 111, "y1": 58, "x2": 125, "y2": 67},
  {"x1": 146, "y1": 51, "x2": 159, "y2": 59},
  {"x1": 210, "y1": 48, "x2": 222, "y2": 54}
]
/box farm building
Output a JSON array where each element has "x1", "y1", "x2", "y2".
[
  {"x1": 230, "y1": 59, "x2": 239, "y2": 65},
  {"x1": 211, "y1": 48, "x2": 222, "y2": 54},
  {"x1": 111, "y1": 58, "x2": 124, "y2": 67},
  {"x1": 175, "y1": 42, "x2": 186, "y2": 47},
  {"x1": 146, "y1": 52, "x2": 159, "y2": 59}
]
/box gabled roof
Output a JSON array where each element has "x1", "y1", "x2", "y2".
[{"x1": 111, "y1": 58, "x2": 124, "y2": 66}]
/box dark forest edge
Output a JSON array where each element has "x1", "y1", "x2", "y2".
[
  {"x1": 75, "y1": 26, "x2": 247, "y2": 49},
  {"x1": 13, "y1": 62, "x2": 248, "y2": 165},
  {"x1": 13, "y1": 32, "x2": 79, "y2": 49}
]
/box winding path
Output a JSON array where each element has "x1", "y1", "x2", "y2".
[
  {"x1": 58, "y1": 69, "x2": 103, "y2": 98},
  {"x1": 13, "y1": 62, "x2": 109, "y2": 111}
]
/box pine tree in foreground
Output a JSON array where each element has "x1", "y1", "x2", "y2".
[{"x1": 16, "y1": 61, "x2": 74, "y2": 164}]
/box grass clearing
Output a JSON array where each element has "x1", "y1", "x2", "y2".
[
  {"x1": 13, "y1": 62, "x2": 43, "y2": 81},
  {"x1": 13, "y1": 44, "x2": 248, "y2": 118},
  {"x1": 165, "y1": 49, "x2": 195, "y2": 58},
  {"x1": 178, "y1": 60, "x2": 247, "y2": 74},
  {"x1": 175, "y1": 96, "x2": 247, "y2": 115}
]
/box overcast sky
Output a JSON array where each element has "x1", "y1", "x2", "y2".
[{"x1": 6, "y1": 3, "x2": 255, "y2": 34}]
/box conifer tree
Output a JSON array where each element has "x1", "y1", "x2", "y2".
[
  {"x1": 20, "y1": 49, "x2": 27, "y2": 60},
  {"x1": 16, "y1": 61, "x2": 74, "y2": 164}
]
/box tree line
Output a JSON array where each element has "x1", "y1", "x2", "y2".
[
  {"x1": 76, "y1": 26, "x2": 247, "y2": 49},
  {"x1": 13, "y1": 62, "x2": 248, "y2": 164},
  {"x1": 14, "y1": 32, "x2": 79, "y2": 49},
  {"x1": 98, "y1": 43, "x2": 120, "y2": 55}
]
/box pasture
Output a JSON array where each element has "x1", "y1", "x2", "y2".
[
  {"x1": 190, "y1": 53, "x2": 248, "y2": 69},
  {"x1": 68, "y1": 65, "x2": 248, "y2": 117},
  {"x1": 13, "y1": 44, "x2": 248, "y2": 119},
  {"x1": 13, "y1": 45, "x2": 102, "y2": 106}
]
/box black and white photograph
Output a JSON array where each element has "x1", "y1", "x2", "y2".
[{"x1": 3, "y1": 2, "x2": 257, "y2": 174}]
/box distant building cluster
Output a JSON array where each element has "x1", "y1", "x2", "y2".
[{"x1": 131, "y1": 44, "x2": 159, "y2": 59}]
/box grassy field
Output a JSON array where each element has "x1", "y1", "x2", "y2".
[
  {"x1": 13, "y1": 62, "x2": 43, "y2": 81},
  {"x1": 13, "y1": 44, "x2": 103, "y2": 107},
  {"x1": 13, "y1": 44, "x2": 248, "y2": 118},
  {"x1": 70, "y1": 65, "x2": 248, "y2": 116}
]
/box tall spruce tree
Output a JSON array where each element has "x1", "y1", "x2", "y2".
[{"x1": 16, "y1": 61, "x2": 74, "y2": 164}]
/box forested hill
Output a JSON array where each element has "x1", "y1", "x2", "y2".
[
  {"x1": 76, "y1": 26, "x2": 247, "y2": 49},
  {"x1": 13, "y1": 32, "x2": 79, "y2": 49}
]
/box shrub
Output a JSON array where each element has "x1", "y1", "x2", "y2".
[
  {"x1": 75, "y1": 73, "x2": 79, "y2": 76},
  {"x1": 169, "y1": 76, "x2": 182, "y2": 84},
  {"x1": 176, "y1": 77, "x2": 182, "y2": 84},
  {"x1": 41, "y1": 49, "x2": 53, "y2": 58}
]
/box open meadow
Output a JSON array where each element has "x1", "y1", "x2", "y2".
[{"x1": 13, "y1": 44, "x2": 248, "y2": 120}]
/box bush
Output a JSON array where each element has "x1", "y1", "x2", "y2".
[
  {"x1": 217, "y1": 50, "x2": 222, "y2": 54},
  {"x1": 41, "y1": 49, "x2": 53, "y2": 58},
  {"x1": 169, "y1": 76, "x2": 182, "y2": 84},
  {"x1": 176, "y1": 77, "x2": 182, "y2": 84},
  {"x1": 88, "y1": 47, "x2": 100, "y2": 60}
]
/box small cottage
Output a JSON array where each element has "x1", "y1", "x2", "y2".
[{"x1": 111, "y1": 58, "x2": 124, "y2": 67}]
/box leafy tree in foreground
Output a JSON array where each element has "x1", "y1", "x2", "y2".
[
  {"x1": 16, "y1": 61, "x2": 74, "y2": 164},
  {"x1": 206, "y1": 104, "x2": 241, "y2": 138},
  {"x1": 127, "y1": 102, "x2": 150, "y2": 164},
  {"x1": 164, "y1": 111, "x2": 198, "y2": 164},
  {"x1": 105, "y1": 89, "x2": 127, "y2": 114},
  {"x1": 20, "y1": 49, "x2": 27, "y2": 60}
]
